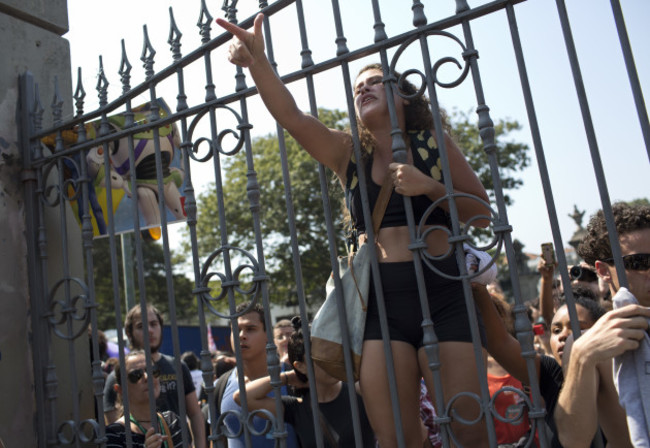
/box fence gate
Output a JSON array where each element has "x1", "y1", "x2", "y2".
[{"x1": 19, "y1": 0, "x2": 648, "y2": 447}]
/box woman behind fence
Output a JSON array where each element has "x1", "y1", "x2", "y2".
[
  {"x1": 105, "y1": 350, "x2": 184, "y2": 448},
  {"x1": 217, "y1": 13, "x2": 491, "y2": 447}
]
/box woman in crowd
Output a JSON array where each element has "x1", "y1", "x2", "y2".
[
  {"x1": 105, "y1": 350, "x2": 184, "y2": 448},
  {"x1": 472, "y1": 283, "x2": 630, "y2": 447},
  {"x1": 217, "y1": 12, "x2": 491, "y2": 447},
  {"x1": 548, "y1": 293, "x2": 605, "y2": 367},
  {"x1": 234, "y1": 317, "x2": 375, "y2": 447}
]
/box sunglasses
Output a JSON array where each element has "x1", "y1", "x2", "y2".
[
  {"x1": 127, "y1": 365, "x2": 161, "y2": 384},
  {"x1": 603, "y1": 253, "x2": 650, "y2": 271}
]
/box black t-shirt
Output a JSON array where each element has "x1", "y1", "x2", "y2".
[
  {"x1": 103, "y1": 353, "x2": 195, "y2": 415},
  {"x1": 282, "y1": 384, "x2": 375, "y2": 448},
  {"x1": 538, "y1": 355, "x2": 564, "y2": 448}
]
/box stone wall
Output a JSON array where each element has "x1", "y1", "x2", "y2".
[{"x1": 0, "y1": 1, "x2": 78, "y2": 445}]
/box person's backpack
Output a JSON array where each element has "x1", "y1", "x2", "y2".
[{"x1": 201, "y1": 368, "x2": 233, "y2": 445}]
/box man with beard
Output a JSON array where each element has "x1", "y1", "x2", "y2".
[{"x1": 103, "y1": 304, "x2": 206, "y2": 448}]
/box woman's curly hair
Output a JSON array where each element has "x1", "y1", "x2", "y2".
[
  {"x1": 354, "y1": 63, "x2": 451, "y2": 158},
  {"x1": 577, "y1": 202, "x2": 650, "y2": 266}
]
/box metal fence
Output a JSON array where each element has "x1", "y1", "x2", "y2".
[{"x1": 18, "y1": 0, "x2": 648, "y2": 447}]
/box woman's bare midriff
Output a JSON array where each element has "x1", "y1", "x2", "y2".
[{"x1": 358, "y1": 225, "x2": 450, "y2": 262}]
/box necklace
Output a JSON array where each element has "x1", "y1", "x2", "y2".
[{"x1": 129, "y1": 414, "x2": 169, "y2": 448}]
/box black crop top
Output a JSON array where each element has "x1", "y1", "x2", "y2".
[{"x1": 344, "y1": 129, "x2": 449, "y2": 233}]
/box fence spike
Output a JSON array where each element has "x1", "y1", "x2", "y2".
[
  {"x1": 32, "y1": 82, "x2": 44, "y2": 133},
  {"x1": 141, "y1": 25, "x2": 157, "y2": 81},
  {"x1": 73, "y1": 67, "x2": 86, "y2": 117},
  {"x1": 197, "y1": 0, "x2": 213, "y2": 44},
  {"x1": 51, "y1": 75, "x2": 63, "y2": 125},
  {"x1": 96, "y1": 55, "x2": 109, "y2": 108},
  {"x1": 222, "y1": 0, "x2": 238, "y2": 23},
  {"x1": 119, "y1": 39, "x2": 133, "y2": 95},
  {"x1": 168, "y1": 7, "x2": 183, "y2": 61}
]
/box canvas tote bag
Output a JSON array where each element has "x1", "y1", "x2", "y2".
[{"x1": 311, "y1": 176, "x2": 392, "y2": 381}]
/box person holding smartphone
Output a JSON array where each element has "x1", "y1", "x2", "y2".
[{"x1": 105, "y1": 350, "x2": 184, "y2": 448}]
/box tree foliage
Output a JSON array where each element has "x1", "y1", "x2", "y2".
[
  {"x1": 185, "y1": 108, "x2": 530, "y2": 306},
  {"x1": 91, "y1": 236, "x2": 197, "y2": 330},
  {"x1": 450, "y1": 110, "x2": 530, "y2": 207}
]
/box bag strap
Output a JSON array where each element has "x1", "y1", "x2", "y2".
[
  {"x1": 370, "y1": 174, "x2": 393, "y2": 239},
  {"x1": 318, "y1": 408, "x2": 340, "y2": 447},
  {"x1": 214, "y1": 368, "x2": 234, "y2": 417},
  {"x1": 157, "y1": 412, "x2": 172, "y2": 448},
  {"x1": 348, "y1": 175, "x2": 392, "y2": 310}
]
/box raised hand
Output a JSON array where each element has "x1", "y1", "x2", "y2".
[
  {"x1": 572, "y1": 304, "x2": 650, "y2": 365},
  {"x1": 216, "y1": 13, "x2": 265, "y2": 68}
]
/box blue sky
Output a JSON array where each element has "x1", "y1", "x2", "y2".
[{"x1": 64, "y1": 0, "x2": 649, "y2": 257}]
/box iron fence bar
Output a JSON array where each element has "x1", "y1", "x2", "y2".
[
  {"x1": 503, "y1": 3, "x2": 560, "y2": 446},
  {"x1": 270, "y1": 0, "x2": 333, "y2": 445},
  {"x1": 97, "y1": 51, "x2": 139, "y2": 445},
  {"x1": 76, "y1": 79, "x2": 108, "y2": 446},
  {"x1": 210, "y1": 2, "x2": 288, "y2": 446},
  {"x1": 553, "y1": 0, "x2": 628, "y2": 342},
  {"x1": 141, "y1": 22, "x2": 193, "y2": 442},
  {"x1": 112, "y1": 44, "x2": 163, "y2": 437},
  {"x1": 354, "y1": 1, "x2": 408, "y2": 445},
  {"x1": 329, "y1": 0, "x2": 409, "y2": 446},
  {"x1": 47, "y1": 72, "x2": 89, "y2": 448},
  {"x1": 207, "y1": 8, "x2": 260, "y2": 447},
  {"x1": 167, "y1": 4, "x2": 219, "y2": 448},
  {"x1": 19, "y1": 72, "x2": 50, "y2": 448},
  {"x1": 112, "y1": 46, "x2": 138, "y2": 447},
  {"x1": 608, "y1": 0, "x2": 650, "y2": 162},
  {"x1": 31, "y1": 81, "x2": 60, "y2": 448},
  {"x1": 66, "y1": 67, "x2": 102, "y2": 447},
  {"x1": 292, "y1": 0, "x2": 331, "y2": 446},
  {"x1": 453, "y1": 3, "x2": 505, "y2": 445},
  {"x1": 294, "y1": 0, "x2": 368, "y2": 444}
]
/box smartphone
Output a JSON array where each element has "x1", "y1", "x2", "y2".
[{"x1": 541, "y1": 242, "x2": 556, "y2": 266}]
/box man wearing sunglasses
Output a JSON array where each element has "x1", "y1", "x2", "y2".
[
  {"x1": 556, "y1": 202, "x2": 650, "y2": 447},
  {"x1": 103, "y1": 304, "x2": 206, "y2": 448}
]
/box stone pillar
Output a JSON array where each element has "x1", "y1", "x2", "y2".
[{"x1": 0, "y1": 1, "x2": 72, "y2": 445}]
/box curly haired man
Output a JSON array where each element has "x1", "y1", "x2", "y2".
[{"x1": 556, "y1": 202, "x2": 650, "y2": 447}]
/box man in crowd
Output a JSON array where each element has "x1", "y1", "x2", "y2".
[
  {"x1": 556, "y1": 202, "x2": 650, "y2": 446},
  {"x1": 103, "y1": 304, "x2": 206, "y2": 448},
  {"x1": 207, "y1": 302, "x2": 298, "y2": 448},
  {"x1": 273, "y1": 319, "x2": 294, "y2": 369}
]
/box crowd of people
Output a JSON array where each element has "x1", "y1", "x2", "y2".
[
  {"x1": 97, "y1": 200, "x2": 650, "y2": 447},
  {"x1": 91, "y1": 11, "x2": 649, "y2": 448}
]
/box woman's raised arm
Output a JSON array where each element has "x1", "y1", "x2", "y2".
[
  {"x1": 471, "y1": 283, "x2": 540, "y2": 384},
  {"x1": 216, "y1": 14, "x2": 351, "y2": 177}
]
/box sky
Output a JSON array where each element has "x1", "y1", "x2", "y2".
[{"x1": 63, "y1": 0, "x2": 649, "y2": 259}]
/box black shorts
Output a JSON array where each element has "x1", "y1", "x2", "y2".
[{"x1": 363, "y1": 257, "x2": 487, "y2": 349}]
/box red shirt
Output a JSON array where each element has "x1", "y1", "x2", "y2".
[{"x1": 487, "y1": 373, "x2": 539, "y2": 446}]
